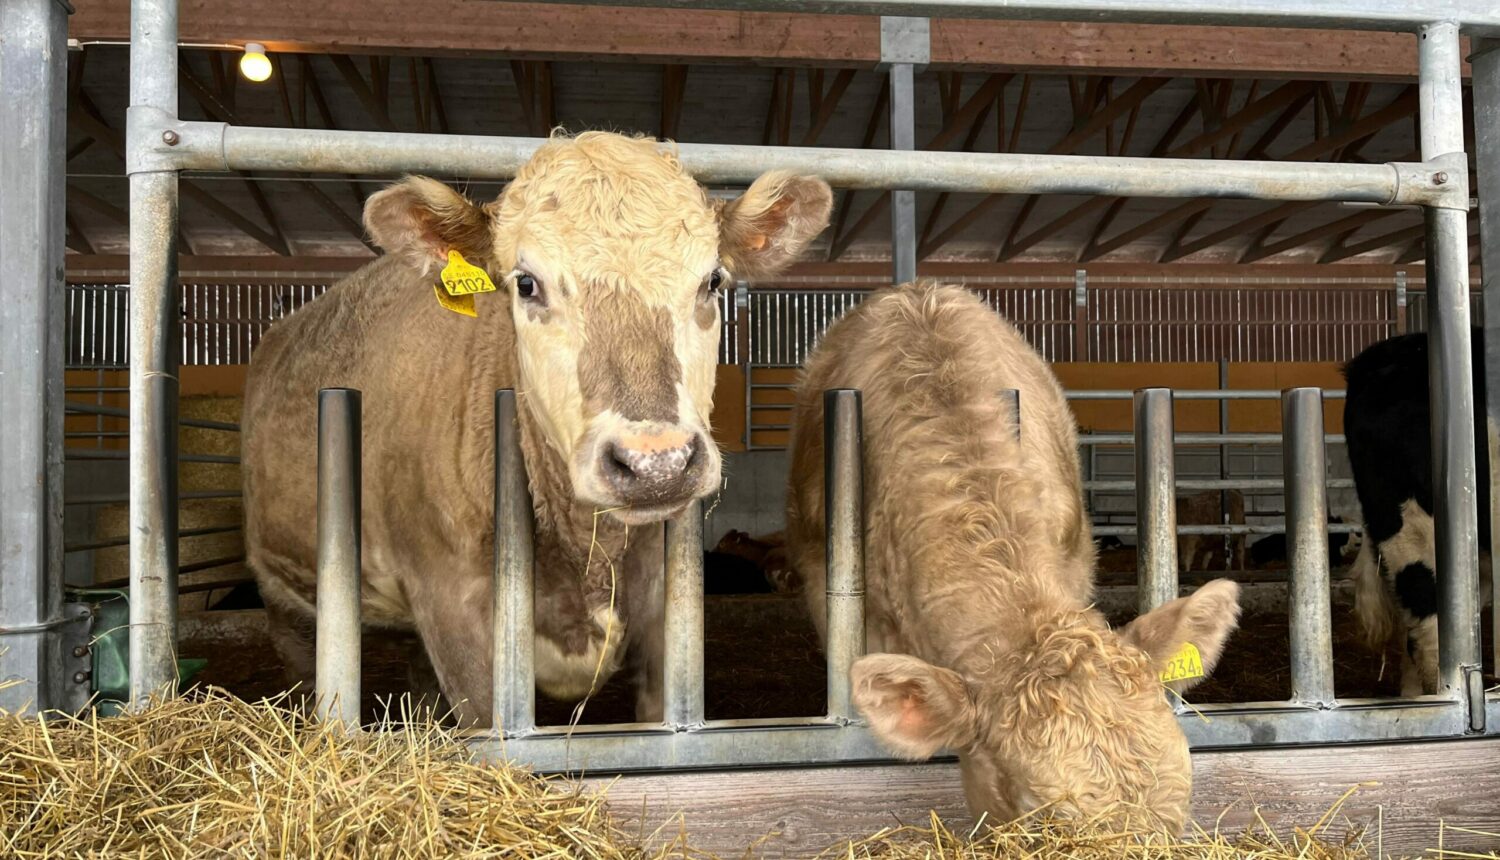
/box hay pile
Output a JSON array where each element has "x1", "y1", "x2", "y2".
[{"x1": 0, "y1": 689, "x2": 1491, "y2": 859}]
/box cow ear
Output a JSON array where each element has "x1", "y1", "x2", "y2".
[
  {"x1": 718, "y1": 171, "x2": 832, "y2": 280},
  {"x1": 364, "y1": 176, "x2": 495, "y2": 274},
  {"x1": 1120, "y1": 579, "x2": 1242, "y2": 693},
  {"x1": 852, "y1": 653, "x2": 977, "y2": 760}
]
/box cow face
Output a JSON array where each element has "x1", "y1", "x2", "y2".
[
  {"x1": 365, "y1": 133, "x2": 831, "y2": 525},
  {"x1": 851, "y1": 579, "x2": 1240, "y2": 833}
]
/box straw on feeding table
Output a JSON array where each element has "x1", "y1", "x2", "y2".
[
  {"x1": 1, "y1": 688, "x2": 1494, "y2": 860},
  {"x1": 0, "y1": 688, "x2": 668, "y2": 859}
]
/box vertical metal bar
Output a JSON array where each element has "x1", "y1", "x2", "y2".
[
  {"x1": 1475, "y1": 36, "x2": 1500, "y2": 688},
  {"x1": 1134, "y1": 388, "x2": 1178, "y2": 614},
  {"x1": 493, "y1": 389, "x2": 536, "y2": 736},
  {"x1": 888, "y1": 61, "x2": 916, "y2": 285},
  {"x1": 824, "y1": 389, "x2": 865, "y2": 722},
  {"x1": 1219, "y1": 359, "x2": 1231, "y2": 570},
  {"x1": 1419, "y1": 21, "x2": 1483, "y2": 718},
  {"x1": 663, "y1": 500, "x2": 705, "y2": 728},
  {"x1": 1283, "y1": 387, "x2": 1335, "y2": 707},
  {"x1": 127, "y1": 0, "x2": 183, "y2": 706},
  {"x1": 0, "y1": 0, "x2": 69, "y2": 715},
  {"x1": 1073, "y1": 269, "x2": 1088, "y2": 362},
  {"x1": 315, "y1": 388, "x2": 361, "y2": 727}
]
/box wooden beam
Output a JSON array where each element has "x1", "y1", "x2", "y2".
[
  {"x1": 330, "y1": 54, "x2": 398, "y2": 131},
  {"x1": 69, "y1": 1, "x2": 1469, "y2": 80},
  {"x1": 424, "y1": 58, "x2": 450, "y2": 134},
  {"x1": 65, "y1": 212, "x2": 95, "y2": 255},
  {"x1": 800, "y1": 68, "x2": 856, "y2": 147},
  {"x1": 921, "y1": 75, "x2": 1169, "y2": 261},
  {"x1": 824, "y1": 77, "x2": 887, "y2": 263},
  {"x1": 591, "y1": 738, "x2": 1500, "y2": 859},
  {"x1": 830, "y1": 73, "x2": 1011, "y2": 261}
]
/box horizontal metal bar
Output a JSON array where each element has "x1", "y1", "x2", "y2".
[
  {"x1": 1093, "y1": 522, "x2": 1364, "y2": 536},
  {"x1": 64, "y1": 386, "x2": 129, "y2": 393},
  {"x1": 1082, "y1": 433, "x2": 1346, "y2": 445},
  {"x1": 65, "y1": 523, "x2": 241, "y2": 552},
  {"x1": 1069, "y1": 389, "x2": 1348, "y2": 401},
  {"x1": 155, "y1": 119, "x2": 1453, "y2": 206},
  {"x1": 64, "y1": 400, "x2": 239, "y2": 431},
  {"x1": 65, "y1": 431, "x2": 130, "y2": 438},
  {"x1": 65, "y1": 489, "x2": 240, "y2": 506},
  {"x1": 1084, "y1": 478, "x2": 1357, "y2": 491},
  {"x1": 484, "y1": 0, "x2": 1500, "y2": 35},
  {"x1": 65, "y1": 449, "x2": 239, "y2": 464},
  {"x1": 464, "y1": 697, "x2": 1478, "y2": 774}
]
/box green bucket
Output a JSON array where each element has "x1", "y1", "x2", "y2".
[{"x1": 69, "y1": 588, "x2": 209, "y2": 716}]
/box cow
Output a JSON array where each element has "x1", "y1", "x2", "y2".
[
  {"x1": 1176, "y1": 489, "x2": 1247, "y2": 572},
  {"x1": 711, "y1": 529, "x2": 798, "y2": 592},
  {"x1": 242, "y1": 131, "x2": 832, "y2": 727},
  {"x1": 784, "y1": 283, "x2": 1241, "y2": 832},
  {"x1": 1247, "y1": 515, "x2": 1357, "y2": 571},
  {"x1": 1343, "y1": 330, "x2": 1492, "y2": 695}
]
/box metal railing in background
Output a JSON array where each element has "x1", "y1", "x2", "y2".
[{"x1": 299, "y1": 383, "x2": 1479, "y2": 771}]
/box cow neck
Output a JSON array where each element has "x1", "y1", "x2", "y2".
[{"x1": 513, "y1": 396, "x2": 634, "y2": 588}]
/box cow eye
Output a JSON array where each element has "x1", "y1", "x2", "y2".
[
  {"x1": 513, "y1": 271, "x2": 541, "y2": 302},
  {"x1": 701, "y1": 267, "x2": 728, "y2": 301}
]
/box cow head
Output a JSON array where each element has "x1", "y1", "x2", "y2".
[
  {"x1": 365, "y1": 133, "x2": 831, "y2": 525},
  {"x1": 851, "y1": 579, "x2": 1241, "y2": 832}
]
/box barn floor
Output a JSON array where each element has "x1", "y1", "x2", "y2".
[{"x1": 179, "y1": 577, "x2": 1495, "y2": 726}]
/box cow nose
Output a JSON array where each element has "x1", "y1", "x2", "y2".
[{"x1": 602, "y1": 430, "x2": 703, "y2": 504}]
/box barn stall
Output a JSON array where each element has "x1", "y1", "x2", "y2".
[{"x1": 3, "y1": 0, "x2": 1500, "y2": 855}]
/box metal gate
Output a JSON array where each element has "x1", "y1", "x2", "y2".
[{"x1": 4, "y1": 0, "x2": 1498, "y2": 774}]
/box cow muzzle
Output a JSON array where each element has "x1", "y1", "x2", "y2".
[{"x1": 581, "y1": 422, "x2": 718, "y2": 523}]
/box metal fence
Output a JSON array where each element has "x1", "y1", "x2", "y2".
[{"x1": 6, "y1": 0, "x2": 1494, "y2": 777}]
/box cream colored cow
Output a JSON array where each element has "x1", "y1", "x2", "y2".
[
  {"x1": 786, "y1": 284, "x2": 1241, "y2": 832},
  {"x1": 242, "y1": 132, "x2": 831, "y2": 727}
]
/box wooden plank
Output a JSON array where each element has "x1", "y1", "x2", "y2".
[
  {"x1": 588, "y1": 738, "x2": 1500, "y2": 859},
  {"x1": 68, "y1": 1, "x2": 1471, "y2": 80}
]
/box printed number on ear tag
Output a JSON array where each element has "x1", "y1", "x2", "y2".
[
  {"x1": 1159, "y1": 642, "x2": 1204, "y2": 684},
  {"x1": 440, "y1": 249, "x2": 498, "y2": 297},
  {"x1": 433, "y1": 283, "x2": 477, "y2": 317}
]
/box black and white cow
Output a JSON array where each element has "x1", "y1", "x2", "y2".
[{"x1": 1342, "y1": 329, "x2": 1492, "y2": 695}]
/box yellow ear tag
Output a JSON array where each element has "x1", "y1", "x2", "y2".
[
  {"x1": 433, "y1": 283, "x2": 476, "y2": 317},
  {"x1": 1159, "y1": 642, "x2": 1204, "y2": 684},
  {"x1": 440, "y1": 249, "x2": 498, "y2": 297}
]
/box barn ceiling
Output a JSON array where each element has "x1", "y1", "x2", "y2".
[{"x1": 63, "y1": 44, "x2": 1479, "y2": 266}]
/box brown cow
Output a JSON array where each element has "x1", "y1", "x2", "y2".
[
  {"x1": 785, "y1": 284, "x2": 1241, "y2": 832},
  {"x1": 242, "y1": 132, "x2": 831, "y2": 727},
  {"x1": 711, "y1": 529, "x2": 798, "y2": 592},
  {"x1": 1177, "y1": 489, "x2": 1247, "y2": 573}
]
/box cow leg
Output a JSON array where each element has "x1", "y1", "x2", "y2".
[
  {"x1": 404, "y1": 571, "x2": 493, "y2": 729},
  {"x1": 1350, "y1": 535, "x2": 1397, "y2": 652},
  {"x1": 403, "y1": 640, "x2": 449, "y2": 722},
  {"x1": 1378, "y1": 500, "x2": 1438, "y2": 696}
]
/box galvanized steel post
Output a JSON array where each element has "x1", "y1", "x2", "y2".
[
  {"x1": 1418, "y1": 21, "x2": 1484, "y2": 723},
  {"x1": 664, "y1": 500, "x2": 706, "y2": 728},
  {"x1": 127, "y1": 0, "x2": 183, "y2": 706},
  {"x1": 1283, "y1": 388, "x2": 1335, "y2": 707},
  {"x1": 825, "y1": 389, "x2": 865, "y2": 722},
  {"x1": 1134, "y1": 388, "x2": 1178, "y2": 614},
  {"x1": 315, "y1": 389, "x2": 362, "y2": 727},
  {"x1": 881, "y1": 17, "x2": 927, "y2": 286},
  {"x1": 493, "y1": 390, "x2": 536, "y2": 736},
  {"x1": 1476, "y1": 36, "x2": 1500, "y2": 684},
  {"x1": 0, "y1": 0, "x2": 70, "y2": 715}
]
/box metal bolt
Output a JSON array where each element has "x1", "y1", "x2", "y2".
[
  {"x1": 72, "y1": 645, "x2": 89, "y2": 658},
  {"x1": 161, "y1": 130, "x2": 180, "y2": 146},
  {"x1": 1433, "y1": 171, "x2": 1449, "y2": 185},
  {"x1": 73, "y1": 670, "x2": 91, "y2": 684}
]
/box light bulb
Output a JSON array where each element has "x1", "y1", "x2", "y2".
[{"x1": 240, "y1": 43, "x2": 272, "y2": 83}]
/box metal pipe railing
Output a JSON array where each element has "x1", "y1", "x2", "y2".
[
  {"x1": 1081, "y1": 432, "x2": 1346, "y2": 445},
  {"x1": 1419, "y1": 21, "x2": 1485, "y2": 729},
  {"x1": 65, "y1": 401, "x2": 240, "y2": 431},
  {"x1": 126, "y1": 0, "x2": 183, "y2": 708},
  {"x1": 1284, "y1": 388, "x2": 1336, "y2": 708},
  {"x1": 1000, "y1": 388, "x2": 1020, "y2": 440},
  {"x1": 1067, "y1": 389, "x2": 1347, "y2": 401},
  {"x1": 314, "y1": 389, "x2": 361, "y2": 728},
  {"x1": 156, "y1": 122, "x2": 1446, "y2": 207},
  {"x1": 1085, "y1": 478, "x2": 1356, "y2": 492},
  {"x1": 66, "y1": 523, "x2": 241, "y2": 553},
  {"x1": 492, "y1": 390, "x2": 536, "y2": 737},
  {"x1": 1134, "y1": 388, "x2": 1178, "y2": 613},
  {"x1": 664, "y1": 501, "x2": 706, "y2": 728},
  {"x1": 824, "y1": 390, "x2": 866, "y2": 723}
]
